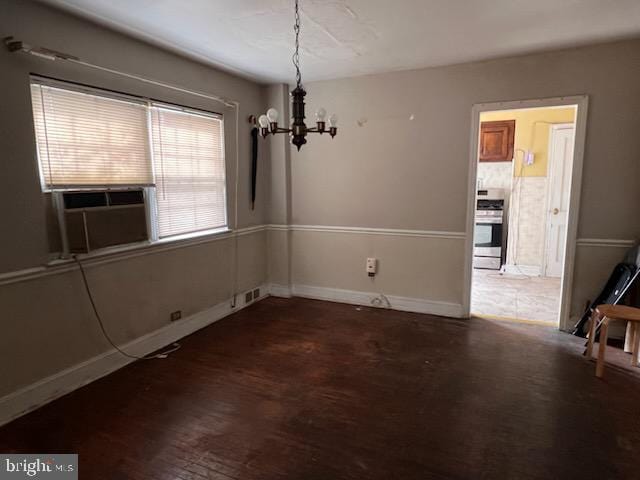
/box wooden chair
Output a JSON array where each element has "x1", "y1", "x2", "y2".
[{"x1": 586, "y1": 304, "x2": 640, "y2": 378}]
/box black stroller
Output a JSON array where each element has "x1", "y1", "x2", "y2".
[{"x1": 572, "y1": 245, "x2": 640, "y2": 338}]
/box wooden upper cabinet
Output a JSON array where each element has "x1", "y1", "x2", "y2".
[{"x1": 479, "y1": 120, "x2": 515, "y2": 162}]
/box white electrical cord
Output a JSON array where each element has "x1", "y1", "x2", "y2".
[
  {"x1": 8, "y1": 38, "x2": 245, "y2": 355},
  {"x1": 68, "y1": 58, "x2": 237, "y2": 108},
  {"x1": 230, "y1": 100, "x2": 241, "y2": 307},
  {"x1": 506, "y1": 120, "x2": 566, "y2": 279},
  {"x1": 369, "y1": 276, "x2": 392, "y2": 309},
  {"x1": 74, "y1": 256, "x2": 180, "y2": 361},
  {"x1": 371, "y1": 293, "x2": 392, "y2": 309},
  {"x1": 485, "y1": 149, "x2": 529, "y2": 280},
  {"x1": 506, "y1": 148, "x2": 531, "y2": 279},
  {"x1": 62, "y1": 62, "x2": 243, "y2": 317}
]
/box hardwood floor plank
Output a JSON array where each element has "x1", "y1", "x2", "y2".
[{"x1": 1, "y1": 297, "x2": 639, "y2": 479}]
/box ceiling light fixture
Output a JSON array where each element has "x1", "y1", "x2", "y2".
[{"x1": 257, "y1": 0, "x2": 338, "y2": 151}]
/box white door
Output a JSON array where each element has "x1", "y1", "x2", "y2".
[{"x1": 544, "y1": 125, "x2": 575, "y2": 277}]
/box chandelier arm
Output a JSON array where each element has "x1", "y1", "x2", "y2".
[
  {"x1": 270, "y1": 127, "x2": 293, "y2": 134},
  {"x1": 259, "y1": 0, "x2": 337, "y2": 150}
]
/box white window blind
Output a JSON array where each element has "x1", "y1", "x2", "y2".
[
  {"x1": 30, "y1": 81, "x2": 153, "y2": 189},
  {"x1": 150, "y1": 104, "x2": 227, "y2": 238}
]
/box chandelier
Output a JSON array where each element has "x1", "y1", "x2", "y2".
[{"x1": 257, "y1": 0, "x2": 338, "y2": 151}]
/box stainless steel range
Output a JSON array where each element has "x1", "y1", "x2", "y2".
[{"x1": 473, "y1": 189, "x2": 504, "y2": 270}]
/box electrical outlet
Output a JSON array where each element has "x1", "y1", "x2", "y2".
[
  {"x1": 253, "y1": 288, "x2": 260, "y2": 299},
  {"x1": 245, "y1": 291, "x2": 253, "y2": 304},
  {"x1": 170, "y1": 310, "x2": 182, "y2": 322},
  {"x1": 366, "y1": 257, "x2": 377, "y2": 276}
]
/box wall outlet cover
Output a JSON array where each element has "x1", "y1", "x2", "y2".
[
  {"x1": 170, "y1": 310, "x2": 182, "y2": 322},
  {"x1": 366, "y1": 257, "x2": 377, "y2": 275},
  {"x1": 245, "y1": 291, "x2": 253, "y2": 304},
  {"x1": 253, "y1": 288, "x2": 260, "y2": 299}
]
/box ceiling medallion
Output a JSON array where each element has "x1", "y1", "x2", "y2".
[{"x1": 257, "y1": 0, "x2": 338, "y2": 151}]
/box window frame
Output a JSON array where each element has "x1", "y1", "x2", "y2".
[
  {"x1": 30, "y1": 76, "x2": 229, "y2": 257},
  {"x1": 148, "y1": 101, "x2": 229, "y2": 241}
]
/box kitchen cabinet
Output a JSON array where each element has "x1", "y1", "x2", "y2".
[{"x1": 479, "y1": 120, "x2": 515, "y2": 162}]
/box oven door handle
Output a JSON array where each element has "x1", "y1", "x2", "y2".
[{"x1": 475, "y1": 218, "x2": 503, "y2": 224}]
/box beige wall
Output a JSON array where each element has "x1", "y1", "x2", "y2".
[
  {"x1": 266, "y1": 85, "x2": 292, "y2": 288},
  {"x1": 0, "y1": 232, "x2": 267, "y2": 397},
  {"x1": 291, "y1": 231, "x2": 465, "y2": 304},
  {"x1": 3, "y1": 0, "x2": 640, "y2": 407},
  {"x1": 0, "y1": 0, "x2": 269, "y2": 398},
  {"x1": 272, "y1": 38, "x2": 640, "y2": 329}
]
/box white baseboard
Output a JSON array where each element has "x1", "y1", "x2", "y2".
[
  {"x1": 0, "y1": 281, "x2": 458, "y2": 427},
  {"x1": 502, "y1": 264, "x2": 542, "y2": 276},
  {"x1": 290, "y1": 284, "x2": 464, "y2": 318},
  {"x1": 0, "y1": 284, "x2": 268, "y2": 428},
  {"x1": 268, "y1": 283, "x2": 293, "y2": 298}
]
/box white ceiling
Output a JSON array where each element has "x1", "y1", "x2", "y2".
[{"x1": 39, "y1": 0, "x2": 640, "y2": 83}]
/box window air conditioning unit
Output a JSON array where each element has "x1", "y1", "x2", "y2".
[{"x1": 56, "y1": 189, "x2": 149, "y2": 254}]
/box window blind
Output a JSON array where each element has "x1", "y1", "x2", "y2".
[
  {"x1": 30, "y1": 81, "x2": 153, "y2": 189},
  {"x1": 150, "y1": 104, "x2": 227, "y2": 238}
]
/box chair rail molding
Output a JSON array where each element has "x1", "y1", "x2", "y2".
[
  {"x1": 576, "y1": 238, "x2": 636, "y2": 248},
  {"x1": 266, "y1": 224, "x2": 466, "y2": 239},
  {"x1": 0, "y1": 225, "x2": 269, "y2": 286}
]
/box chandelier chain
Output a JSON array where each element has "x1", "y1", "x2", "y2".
[
  {"x1": 292, "y1": 0, "x2": 302, "y2": 88},
  {"x1": 258, "y1": 0, "x2": 336, "y2": 149}
]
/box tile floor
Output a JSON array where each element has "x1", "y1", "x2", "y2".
[{"x1": 471, "y1": 268, "x2": 561, "y2": 324}]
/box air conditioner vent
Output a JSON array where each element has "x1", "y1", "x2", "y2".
[
  {"x1": 107, "y1": 190, "x2": 144, "y2": 206},
  {"x1": 64, "y1": 191, "x2": 107, "y2": 209},
  {"x1": 59, "y1": 189, "x2": 148, "y2": 254}
]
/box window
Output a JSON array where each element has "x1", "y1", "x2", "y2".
[
  {"x1": 150, "y1": 104, "x2": 226, "y2": 238},
  {"x1": 31, "y1": 82, "x2": 153, "y2": 189},
  {"x1": 30, "y1": 78, "x2": 227, "y2": 243}
]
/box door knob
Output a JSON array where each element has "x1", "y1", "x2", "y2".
[{"x1": 553, "y1": 208, "x2": 559, "y2": 215}]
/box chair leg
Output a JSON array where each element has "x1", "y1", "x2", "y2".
[
  {"x1": 596, "y1": 318, "x2": 610, "y2": 378},
  {"x1": 632, "y1": 323, "x2": 640, "y2": 368},
  {"x1": 586, "y1": 310, "x2": 599, "y2": 358}
]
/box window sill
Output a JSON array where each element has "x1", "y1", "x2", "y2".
[
  {"x1": 0, "y1": 225, "x2": 272, "y2": 287},
  {"x1": 47, "y1": 227, "x2": 232, "y2": 268},
  {"x1": 155, "y1": 227, "x2": 231, "y2": 244}
]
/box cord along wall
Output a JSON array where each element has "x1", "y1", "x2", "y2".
[
  {"x1": 0, "y1": 0, "x2": 269, "y2": 402},
  {"x1": 479, "y1": 107, "x2": 577, "y2": 269}
]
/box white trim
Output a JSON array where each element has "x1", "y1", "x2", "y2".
[
  {"x1": 0, "y1": 225, "x2": 267, "y2": 287},
  {"x1": 541, "y1": 123, "x2": 575, "y2": 276},
  {"x1": 268, "y1": 224, "x2": 466, "y2": 239},
  {"x1": 290, "y1": 284, "x2": 464, "y2": 318},
  {"x1": 0, "y1": 284, "x2": 269, "y2": 427},
  {"x1": 265, "y1": 223, "x2": 291, "y2": 231},
  {"x1": 156, "y1": 226, "x2": 231, "y2": 244},
  {"x1": 0, "y1": 223, "x2": 467, "y2": 287},
  {"x1": 464, "y1": 95, "x2": 589, "y2": 331},
  {"x1": 501, "y1": 264, "x2": 542, "y2": 276},
  {"x1": 576, "y1": 238, "x2": 636, "y2": 248},
  {"x1": 235, "y1": 224, "x2": 268, "y2": 237},
  {"x1": 268, "y1": 283, "x2": 293, "y2": 298}
]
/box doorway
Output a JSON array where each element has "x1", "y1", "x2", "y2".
[{"x1": 463, "y1": 97, "x2": 588, "y2": 329}]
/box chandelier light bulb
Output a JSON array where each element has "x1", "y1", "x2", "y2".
[
  {"x1": 316, "y1": 108, "x2": 327, "y2": 122},
  {"x1": 258, "y1": 114, "x2": 269, "y2": 128},
  {"x1": 266, "y1": 108, "x2": 279, "y2": 123},
  {"x1": 254, "y1": 0, "x2": 337, "y2": 149}
]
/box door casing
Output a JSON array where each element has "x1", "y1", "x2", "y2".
[{"x1": 463, "y1": 96, "x2": 589, "y2": 331}]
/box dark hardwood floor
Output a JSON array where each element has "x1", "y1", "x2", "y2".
[{"x1": 1, "y1": 297, "x2": 640, "y2": 479}]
